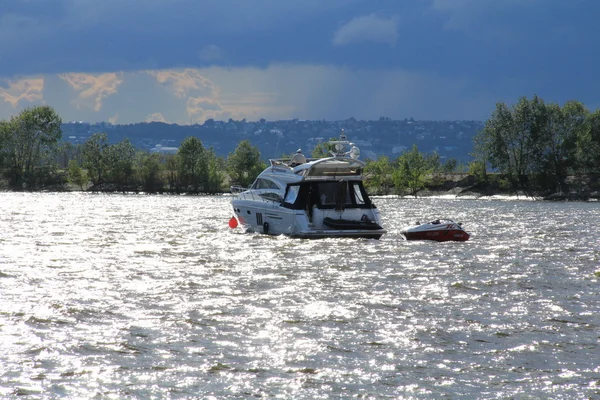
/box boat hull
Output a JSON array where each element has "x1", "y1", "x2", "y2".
[
  {"x1": 323, "y1": 217, "x2": 383, "y2": 231},
  {"x1": 401, "y1": 229, "x2": 469, "y2": 242},
  {"x1": 232, "y1": 199, "x2": 386, "y2": 239},
  {"x1": 291, "y1": 229, "x2": 386, "y2": 240},
  {"x1": 400, "y1": 220, "x2": 470, "y2": 242}
]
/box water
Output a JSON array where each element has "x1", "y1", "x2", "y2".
[{"x1": 0, "y1": 192, "x2": 599, "y2": 399}]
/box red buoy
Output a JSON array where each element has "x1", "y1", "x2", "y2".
[{"x1": 228, "y1": 217, "x2": 238, "y2": 229}]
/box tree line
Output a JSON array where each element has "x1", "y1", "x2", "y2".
[
  {"x1": 333, "y1": 96, "x2": 600, "y2": 198},
  {"x1": 1, "y1": 98, "x2": 599, "y2": 198},
  {"x1": 0, "y1": 106, "x2": 265, "y2": 193},
  {"x1": 472, "y1": 96, "x2": 600, "y2": 197}
]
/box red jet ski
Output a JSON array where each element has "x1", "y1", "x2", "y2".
[{"x1": 400, "y1": 219, "x2": 470, "y2": 242}]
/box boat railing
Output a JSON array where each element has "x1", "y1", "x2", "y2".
[
  {"x1": 230, "y1": 185, "x2": 247, "y2": 196},
  {"x1": 269, "y1": 159, "x2": 291, "y2": 168},
  {"x1": 269, "y1": 158, "x2": 319, "y2": 168}
]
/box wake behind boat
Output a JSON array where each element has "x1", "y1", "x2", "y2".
[
  {"x1": 230, "y1": 130, "x2": 386, "y2": 239},
  {"x1": 400, "y1": 219, "x2": 470, "y2": 242}
]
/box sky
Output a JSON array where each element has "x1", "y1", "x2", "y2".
[{"x1": 1, "y1": 0, "x2": 599, "y2": 125}]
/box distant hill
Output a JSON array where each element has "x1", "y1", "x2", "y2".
[{"x1": 61, "y1": 118, "x2": 484, "y2": 163}]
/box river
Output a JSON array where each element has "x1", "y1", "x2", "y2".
[{"x1": 1, "y1": 192, "x2": 599, "y2": 398}]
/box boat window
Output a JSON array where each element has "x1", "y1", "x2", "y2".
[
  {"x1": 284, "y1": 185, "x2": 300, "y2": 204},
  {"x1": 353, "y1": 183, "x2": 365, "y2": 204},
  {"x1": 316, "y1": 181, "x2": 352, "y2": 206},
  {"x1": 252, "y1": 178, "x2": 280, "y2": 190},
  {"x1": 260, "y1": 192, "x2": 283, "y2": 203}
]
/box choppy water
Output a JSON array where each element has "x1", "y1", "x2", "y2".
[{"x1": 1, "y1": 192, "x2": 599, "y2": 399}]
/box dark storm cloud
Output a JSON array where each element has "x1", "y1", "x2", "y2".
[
  {"x1": 1, "y1": 0, "x2": 600, "y2": 122},
  {"x1": 2, "y1": 0, "x2": 599, "y2": 81}
]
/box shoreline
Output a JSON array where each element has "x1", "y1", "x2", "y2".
[
  {"x1": 1, "y1": 187, "x2": 598, "y2": 202},
  {"x1": 1, "y1": 174, "x2": 599, "y2": 202}
]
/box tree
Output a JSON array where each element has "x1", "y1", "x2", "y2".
[
  {"x1": 137, "y1": 152, "x2": 164, "y2": 193},
  {"x1": 310, "y1": 139, "x2": 335, "y2": 159},
  {"x1": 364, "y1": 156, "x2": 393, "y2": 195},
  {"x1": 474, "y1": 96, "x2": 548, "y2": 194},
  {"x1": 177, "y1": 136, "x2": 207, "y2": 193},
  {"x1": 164, "y1": 153, "x2": 179, "y2": 192},
  {"x1": 227, "y1": 140, "x2": 266, "y2": 188},
  {"x1": 442, "y1": 158, "x2": 458, "y2": 174},
  {"x1": 392, "y1": 144, "x2": 431, "y2": 197},
  {"x1": 67, "y1": 159, "x2": 88, "y2": 190},
  {"x1": 0, "y1": 120, "x2": 10, "y2": 175},
  {"x1": 426, "y1": 152, "x2": 442, "y2": 173},
  {"x1": 581, "y1": 109, "x2": 600, "y2": 174},
  {"x1": 0, "y1": 106, "x2": 62, "y2": 188},
  {"x1": 205, "y1": 147, "x2": 226, "y2": 193},
  {"x1": 537, "y1": 101, "x2": 587, "y2": 193},
  {"x1": 82, "y1": 132, "x2": 109, "y2": 186},
  {"x1": 105, "y1": 139, "x2": 136, "y2": 192},
  {"x1": 468, "y1": 160, "x2": 487, "y2": 184}
]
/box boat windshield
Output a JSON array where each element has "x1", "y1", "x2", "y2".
[
  {"x1": 252, "y1": 178, "x2": 281, "y2": 190},
  {"x1": 283, "y1": 181, "x2": 372, "y2": 210}
]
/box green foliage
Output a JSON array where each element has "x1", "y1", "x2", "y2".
[
  {"x1": 57, "y1": 142, "x2": 81, "y2": 169},
  {"x1": 426, "y1": 152, "x2": 441, "y2": 173},
  {"x1": 205, "y1": 147, "x2": 226, "y2": 193},
  {"x1": 0, "y1": 120, "x2": 9, "y2": 171},
  {"x1": 442, "y1": 158, "x2": 458, "y2": 174},
  {"x1": 310, "y1": 140, "x2": 335, "y2": 159},
  {"x1": 425, "y1": 152, "x2": 445, "y2": 187},
  {"x1": 468, "y1": 160, "x2": 487, "y2": 183},
  {"x1": 178, "y1": 136, "x2": 207, "y2": 192},
  {"x1": 0, "y1": 105, "x2": 63, "y2": 188},
  {"x1": 227, "y1": 140, "x2": 266, "y2": 188},
  {"x1": 363, "y1": 147, "x2": 459, "y2": 196},
  {"x1": 163, "y1": 153, "x2": 179, "y2": 192},
  {"x1": 485, "y1": 96, "x2": 546, "y2": 191},
  {"x1": 3, "y1": 99, "x2": 599, "y2": 197},
  {"x1": 534, "y1": 100, "x2": 587, "y2": 193},
  {"x1": 577, "y1": 108, "x2": 600, "y2": 175},
  {"x1": 137, "y1": 152, "x2": 163, "y2": 193},
  {"x1": 82, "y1": 132, "x2": 109, "y2": 186},
  {"x1": 105, "y1": 139, "x2": 136, "y2": 192},
  {"x1": 67, "y1": 159, "x2": 88, "y2": 190},
  {"x1": 393, "y1": 144, "x2": 431, "y2": 197},
  {"x1": 475, "y1": 95, "x2": 596, "y2": 195},
  {"x1": 364, "y1": 156, "x2": 393, "y2": 195}
]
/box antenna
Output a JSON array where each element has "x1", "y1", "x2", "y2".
[{"x1": 328, "y1": 128, "x2": 359, "y2": 158}]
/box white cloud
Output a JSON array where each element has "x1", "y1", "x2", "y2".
[
  {"x1": 148, "y1": 69, "x2": 219, "y2": 99},
  {"x1": 0, "y1": 64, "x2": 525, "y2": 124},
  {"x1": 146, "y1": 69, "x2": 225, "y2": 123},
  {"x1": 145, "y1": 112, "x2": 168, "y2": 123},
  {"x1": 0, "y1": 77, "x2": 44, "y2": 107},
  {"x1": 59, "y1": 72, "x2": 123, "y2": 111},
  {"x1": 333, "y1": 14, "x2": 398, "y2": 46}
]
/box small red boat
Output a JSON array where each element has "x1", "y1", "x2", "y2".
[{"x1": 400, "y1": 219, "x2": 470, "y2": 242}]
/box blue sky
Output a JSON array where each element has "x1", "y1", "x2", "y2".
[{"x1": 1, "y1": 0, "x2": 599, "y2": 124}]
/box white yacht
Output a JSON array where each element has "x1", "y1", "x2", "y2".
[{"x1": 230, "y1": 131, "x2": 386, "y2": 239}]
